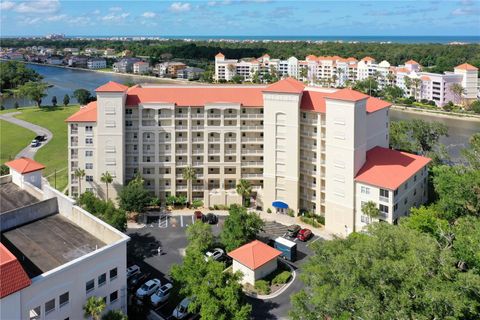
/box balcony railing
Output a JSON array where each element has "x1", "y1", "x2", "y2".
[
  {"x1": 242, "y1": 126, "x2": 263, "y2": 130},
  {"x1": 208, "y1": 138, "x2": 220, "y2": 142},
  {"x1": 241, "y1": 161, "x2": 263, "y2": 167},
  {"x1": 241, "y1": 114, "x2": 263, "y2": 119},
  {"x1": 242, "y1": 149, "x2": 263, "y2": 154},
  {"x1": 379, "y1": 196, "x2": 389, "y2": 203}
]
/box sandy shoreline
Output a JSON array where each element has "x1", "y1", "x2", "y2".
[{"x1": 391, "y1": 105, "x2": 480, "y2": 122}]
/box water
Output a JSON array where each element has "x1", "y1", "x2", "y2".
[
  {"x1": 390, "y1": 109, "x2": 480, "y2": 162},
  {"x1": 1, "y1": 63, "x2": 173, "y2": 108}
]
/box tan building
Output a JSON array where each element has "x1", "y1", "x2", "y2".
[{"x1": 66, "y1": 78, "x2": 430, "y2": 235}]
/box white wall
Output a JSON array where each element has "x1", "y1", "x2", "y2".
[{"x1": 1, "y1": 291, "x2": 21, "y2": 320}]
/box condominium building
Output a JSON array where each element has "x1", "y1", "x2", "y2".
[
  {"x1": 215, "y1": 53, "x2": 479, "y2": 106},
  {"x1": 66, "y1": 78, "x2": 431, "y2": 235},
  {"x1": 133, "y1": 61, "x2": 150, "y2": 75},
  {"x1": 0, "y1": 157, "x2": 129, "y2": 320},
  {"x1": 87, "y1": 58, "x2": 107, "y2": 70}
]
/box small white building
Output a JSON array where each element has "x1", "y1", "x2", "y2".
[
  {"x1": 133, "y1": 61, "x2": 150, "y2": 74},
  {"x1": 87, "y1": 58, "x2": 107, "y2": 70},
  {"x1": 228, "y1": 240, "x2": 281, "y2": 285}
]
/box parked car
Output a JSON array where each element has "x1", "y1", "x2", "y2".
[
  {"x1": 204, "y1": 248, "x2": 225, "y2": 262},
  {"x1": 150, "y1": 283, "x2": 173, "y2": 307},
  {"x1": 194, "y1": 211, "x2": 203, "y2": 221},
  {"x1": 30, "y1": 140, "x2": 39, "y2": 147},
  {"x1": 286, "y1": 224, "x2": 301, "y2": 238},
  {"x1": 127, "y1": 265, "x2": 140, "y2": 279},
  {"x1": 202, "y1": 213, "x2": 218, "y2": 224},
  {"x1": 128, "y1": 272, "x2": 148, "y2": 289},
  {"x1": 136, "y1": 279, "x2": 161, "y2": 299},
  {"x1": 35, "y1": 134, "x2": 47, "y2": 142},
  {"x1": 172, "y1": 297, "x2": 193, "y2": 319},
  {"x1": 297, "y1": 228, "x2": 313, "y2": 241}
]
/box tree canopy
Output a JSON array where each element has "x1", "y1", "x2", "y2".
[
  {"x1": 0, "y1": 61, "x2": 42, "y2": 92},
  {"x1": 77, "y1": 191, "x2": 127, "y2": 231},
  {"x1": 220, "y1": 205, "x2": 264, "y2": 252},
  {"x1": 73, "y1": 88, "x2": 94, "y2": 105},
  {"x1": 118, "y1": 178, "x2": 152, "y2": 213},
  {"x1": 17, "y1": 81, "x2": 48, "y2": 107}
]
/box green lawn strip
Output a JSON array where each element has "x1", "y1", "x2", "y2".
[
  {"x1": 14, "y1": 106, "x2": 79, "y2": 191},
  {"x1": 0, "y1": 119, "x2": 36, "y2": 164}
]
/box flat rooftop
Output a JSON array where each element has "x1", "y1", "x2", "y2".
[
  {"x1": 2, "y1": 214, "x2": 106, "y2": 278},
  {"x1": 0, "y1": 182, "x2": 39, "y2": 214}
]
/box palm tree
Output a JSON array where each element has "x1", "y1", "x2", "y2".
[
  {"x1": 101, "y1": 309, "x2": 127, "y2": 320},
  {"x1": 412, "y1": 78, "x2": 422, "y2": 100},
  {"x1": 182, "y1": 166, "x2": 196, "y2": 206},
  {"x1": 361, "y1": 201, "x2": 380, "y2": 224},
  {"x1": 227, "y1": 64, "x2": 236, "y2": 79},
  {"x1": 386, "y1": 72, "x2": 396, "y2": 85},
  {"x1": 100, "y1": 172, "x2": 113, "y2": 200},
  {"x1": 236, "y1": 179, "x2": 252, "y2": 207},
  {"x1": 403, "y1": 76, "x2": 412, "y2": 96},
  {"x1": 83, "y1": 296, "x2": 105, "y2": 320},
  {"x1": 74, "y1": 168, "x2": 86, "y2": 197},
  {"x1": 450, "y1": 83, "x2": 465, "y2": 106}
]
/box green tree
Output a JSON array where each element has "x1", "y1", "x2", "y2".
[
  {"x1": 290, "y1": 224, "x2": 480, "y2": 320},
  {"x1": 404, "y1": 75, "x2": 412, "y2": 96},
  {"x1": 236, "y1": 179, "x2": 252, "y2": 207},
  {"x1": 17, "y1": 81, "x2": 48, "y2": 107},
  {"x1": 361, "y1": 200, "x2": 380, "y2": 223},
  {"x1": 74, "y1": 168, "x2": 86, "y2": 196},
  {"x1": 220, "y1": 205, "x2": 264, "y2": 251},
  {"x1": 382, "y1": 85, "x2": 404, "y2": 103},
  {"x1": 14, "y1": 101, "x2": 19, "y2": 109},
  {"x1": 63, "y1": 94, "x2": 70, "y2": 106},
  {"x1": 118, "y1": 179, "x2": 152, "y2": 213},
  {"x1": 100, "y1": 172, "x2": 113, "y2": 200},
  {"x1": 83, "y1": 296, "x2": 106, "y2": 320},
  {"x1": 0, "y1": 61, "x2": 42, "y2": 92},
  {"x1": 299, "y1": 67, "x2": 308, "y2": 81},
  {"x1": 78, "y1": 191, "x2": 127, "y2": 231},
  {"x1": 411, "y1": 77, "x2": 422, "y2": 100},
  {"x1": 453, "y1": 216, "x2": 480, "y2": 272},
  {"x1": 186, "y1": 221, "x2": 214, "y2": 253},
  {"x1": 450, "y1": 83, "x2": 465, "y2": 105},
  {"x1": 353, "y1": 77, "x2": 378, "y2": 96},
  {"x1": 182, "y1": 166, "x2": 196, "y2": 206},
  {"x1": 0, "y1": 164, "x2": 9, "y2": 175},
  {"x1": 401, "y1": 205, "x2": 449, "y2": 242},
  {"x1": 73, "y1": 88, "x2": 93, "y2": 105},
  {"x1": 51, "y1": 95, "x2": 57, "y2": 107},
  {"x1": 461, "y1": 133, "x2": 480, "y2": 170},
  {"x1": 101, "y1": 309, "x2": 128, "y2": 320},
  {"x1": 251, "y1": 70, "x2": 260, "y2": 83}
]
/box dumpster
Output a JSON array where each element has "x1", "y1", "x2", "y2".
[{"x1": 274, "y1": 237, "x2": 297, "y2": 262}]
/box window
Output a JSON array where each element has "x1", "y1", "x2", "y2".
[
  {"x1": 98, "y1": 273, "x2": 106, "y2": 287},
  {"x1": 126, "y1": 120, "x2": 133, "y2": 127},
  {"x1": 86, "y1": 175, "x2": 93, "y2": 182},
  {"x1": 59, "y1": 292, "x2": 69, "y2": 307},
  {"x1": 361, "y1": 186, "x2": 370, "y2": 195},
  {"x1": 85, "y1": 150, "x2": 93, "y2": 157},
  {"x1": 414, "y1": 174, "x2": 417, "y2": 182},
  {"x1": 45, "y1": 299, "x2": 55, "y2": 315},
  {"x1": 110, "y1": 290, "x2": 118, "y2": 303},
  {"x1": 404, "y1": 182, "x2": 409, "y2": 190},
  {"x1": 29, "y1": 306, "x2": 41, "y2": 320},
  {"x1": 86, "y1": 279, "x2": 94, "y2": 293},
  {"x1": 85, "y1": 138, "x2": 93, "y2": 144},
  {"x1": 85, "y1": 126, "x2": 93, "y2": 132},
  {"x1": 110, "y1": 267, "x2": 118, "y2": 280},
  {"x1": 394, "y1": 189, "x2": 398, "y2": 196},
  {"x1": 394, "y1": 204, "x2": 398, "y2": 212},
  {"x1": 379, "y1": 204, "x2": 389, "y2": 214},
  {"x1": 361, "y1": 215, "x2": 370, "y2": 223},
  {"x1": 126, "y1": 109, "x2": 132, "y2": 115},
  {"x1": 85, "y1": 163, "x2": 93, "y2": 169}
]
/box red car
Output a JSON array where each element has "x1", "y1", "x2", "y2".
[
  {"x1": 194, "y1": 211, "x2": 203, "y2": 220},
  {"x1": 297, "y1": 228, "x2": 312, "y2": 241}
]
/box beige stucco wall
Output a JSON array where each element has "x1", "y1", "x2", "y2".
[{"x1": 232, "y1": 259, "x2": 278, "y2": 285}]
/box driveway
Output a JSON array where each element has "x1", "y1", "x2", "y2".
[{"x1": 0, "y1": 112, "x2": 53, "y2": 159}]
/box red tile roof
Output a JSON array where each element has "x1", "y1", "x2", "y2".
[
  {"x1": 355, "y1": 146, "x2": 431, "y2": 190},
  {"x1": 455, "y1": 63, "x2": 478, "y2": 71},
  {"x1": 326, "y1": 88, "x2": 369, "y2": 102},
  {"x1": 228, "y1": 240, "x2": 281, "y2": 270},
  {"x1": 0, "y1": 243, "x2": 31, "y2": 298},
  {"x1": 420, "y1": 75, "x2": 431, "y2": 81},
  {"x1": 5, "y1": 157, "x2": 45, "y2": 174},
  {"x1": 301, "y1": 90, "x2": 390, "y2": 113},
  {"x1": 95, "y1": 81, "x2": 129, "y2": 92},
  {"x1": 395, "y1": 67, "x2": 410, "y2": 73},
  {"x1": 263, "y1": 77, "x2": 305, "y2": 94},
  {"x1": 405, "y1": 59, "x2": 419, "y2": 65},
  {"x1": 65, "y1": 101, "x2": 97, "y2": 122},
  {"x1": 362, "y1": 56, "x2": 375, "y2": 62},
  {"x1": 126, "y1": 86, "x2": 265, "y2": 107},
  {"x1": 215, "y1": 52, "x2": 225, "y2": 58}
]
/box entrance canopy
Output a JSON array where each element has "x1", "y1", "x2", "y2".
[{"x1": 272, "y1": 201, "x2": 288, "y2": 209}]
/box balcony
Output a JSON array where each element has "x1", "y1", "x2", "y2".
[
  {"x1": 208, "y1": 138, "x2": 220, "y2": 143},
  {"x1": 176, "y1": 149, "x2": 188, "y2": 155},
  {"x1": 176, "y1": 161, "x2": 188, "y2": 166},
  {"x1": 191, "y1": 113, "x2": 204, "y2": 118},
  {"x1": 241, "y1": 114, "x2": 262, "y2": 119},
  {"x1": 192, "y1": 149, "x2": 203, "y2": 154},
  {"x1": 208, "y1": 149, "x2": 220, "y2": 155},
  {"x1": 224, "y1": 114, "x2": 237, "y2": 118},
  {"x1": 70, "y1": 139, "x2": 78, "y2": 147},
  {"x1": 70, "y1": 129, "x2": 78, "y2": 135},
  {"x1": 158, "y1": 114, "x2": 172, "y2": 119},
  {"x1": 192, "y1": 138, "x2": 204, "y2": 142},
  {"x1": 241, "y1": 137, "x2": 263, "y2": 143},
  {"x1": 193, "y1": 161, "x2": 204, "y2": 166},
  {"x1": 225, "y1": 138, "x2": 236, "y2": 142},
  {"x1": 301, "y1": 118, "x2": 318, "y2": 125},
  {"x1": 300, "y1": 131, "x2": 316, "y2": 137},
  {"x1": 176, "y1": 138, "x2": 188, "y2": 143},
  {"x1": 192, "y1": 185, "x2": 204, "y2": 191},
  {"x1": 242, "y1": 149, "x2": 263, "y2": 155},
  {"x1": 142, "y1": 138, "x2": 155, "y2": 143},
  {"x1": 176, "y1": 125, "x2": 188, "y2": 130},
  {"x1": 225, "y1": 149, "x2": 237, "y2": 154},
  {"x1": 242, "y1": 173, "x2": 263, "y2": 178},
  {"x1": 241, "y1": 161, "x2": 263, "y2": 167},
  {"x1": 207, "y1": 114, "x2": 221, "y2": 118},
  {"x1": 191, "y1": 126, "x2": 204, "y2": 130},
  {"x1": 379, "y1": 196, "x2": 389, "y2": 203},
  {"x1": 175, "y1": 114, "x2": 188, "y2": 118},
  {"x1": 176, "y1": 185, "x2": 188, "y2": 191},
  {"x1": 242, "y1": 126, "x2": 263, "y2": 131}
]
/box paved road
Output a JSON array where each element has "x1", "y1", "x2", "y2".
[{"x1": 0, "y1": 112, "x2": 53, "y2": 159}]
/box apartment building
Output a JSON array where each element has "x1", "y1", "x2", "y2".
[
  {"x1": 0, "y1": 157, "x2": 129, "y2": 320},
  {"x1": 66, "y1": 78, "x2": 431, "y2": 235},
  {"x1": 133, "y1": 61, "x2": 150, "y2": 74},
  {"x1": 87, "y1": 58, "x2": 107, "y2": 70},
  {"x1": 215, "y1": 53, "x2": 479, "y2": 106},
  {"x1": 113, "y1": 58, "x2": 142, "y2": 73}
]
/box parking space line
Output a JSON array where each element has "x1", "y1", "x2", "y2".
[
  {"x1": 180, "y1": 215, "x2": 184, "y2": 227},
  {"x1": 307, "y1": 236, "x2": 322, "y2": 247},
  {"x1": 191, "y1": 215, "x2": 194, "y2": 224}
]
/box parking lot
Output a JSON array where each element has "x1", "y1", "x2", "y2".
[{"x1": 126, "y1": 213, "x2": 323, "y2": 319}]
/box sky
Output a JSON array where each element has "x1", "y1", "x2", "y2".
[{"x1": 0, "y1": 0, "x2": 479, "y2": 37}]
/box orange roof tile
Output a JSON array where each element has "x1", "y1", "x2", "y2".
[
  {"x1": 66, "y1": 101, "x2": 97, "y2": 122},
  {"x1": 326, "y1": 88, "x2": 370, "y2": 102},
  {"x1": 215, "y1": 52, "x2": 225, "y2": 58},
  {"x1": 5, "y1": 157, "x2": 45, "y2": 174},
  {"x1": 396, "y1": 67, "x2": 410, "y2": 73},
  {"x1": 420, "y1": 75, "x2": 431, "y2": 81},
  {"x1": 405, "y1": 59, "x2": 419, "y2": 65},
  {"x1": 362, "y1": 56, "x2": 375, "y2": 62},
  {"x1": 346, "y1": 57, "x2": 358, "y2": 62},
  {"x1": 455, "y1": 63, "x2": 478, "y2": 71},
  {"x1": 355, "y1": 146, "x2": 431, "y2": 190},
  {"x1": 95, "y1": 81, "x2": 128, "y2": 92},
  {"x1": 0, "y1": 244, "x2": 31, "y2": 298},
  {"x1": 262, "y1": 54, "x2": 270, "y2": 58},
  {"x1": 228, "y1": 240, "x2": 281, "y2": 270},
  {"x1": 263, "y1": 77, "x2": 305, "y2": 94},
  {"x1": 306, "y1": 54, "x2": 317, "y2": 61},
  {"x1": 301, "y1": 90, "x2": 390, "y2": 113}
]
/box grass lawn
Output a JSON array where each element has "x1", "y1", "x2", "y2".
[
  {"x1": 0, "y1": 119, "x2": 36, "y2": 164},
  {"x1": 11, "y1": 106, "x2": 79, "y2": 191}
]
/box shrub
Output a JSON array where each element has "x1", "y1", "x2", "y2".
[
  {"x1": 443, "y1": 101, "x2": 454, "y2": 111},
  {"x1": 191, "y1": 199, "x2": 203, "y2": 209},
  {"x1": 267, "y1": 208, "x2": 272, "y2": 213},
  {"x1": 149, "y1": 197, "x2": 161, "y2": 207},
  {"x1": 471, "y1": 100, "x2": 480, "y2": 114},
  {"x1": 300, "y1": 216, "x2": 322, "y2": 228},
  {"x1": 287, "y1": 208, "x2": 295, "y2": 217},
  {"x1": 254, "y1": 280, "x2": 270, "y2": 295},
  {"x1": 272, "y1": 271, "x2": 292, "y2": 285},
  {"x1": 317, "y1": 215, "x2": 325, "y2": 225}
]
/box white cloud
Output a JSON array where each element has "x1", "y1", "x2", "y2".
[
  {"x1": 46, "y1": 14, "x2": 67, "y2": 21},
  {"x1": 0, "y1": 1, "x2": 15, "y2": 10},
  {"x1": 452, "y1": 7, "x2": 480, "y2": 15},
  {"x1": 92, "y1": 9, "x2": 100, "y2": 15},
  {"x1": 170, "y1": 2, "x2": 191, "y2": 12},
  {"x1": 142, "y1": 11, "x2": 156, "y2": 18},
  {"x1": 101, "y1": 12, "x2": 130, "y2": 22},
  {"x1": 14, "y1": 0, "x2": 60, "y2": 14},
  {"x1": 109, "y1": 6, "x2": 123, "y2": 12}
]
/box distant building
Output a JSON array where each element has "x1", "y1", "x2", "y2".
[
  {"x1": 113, "y1": 58, "x2": 141, "y2": 73},
  {"x1": 133, "y1": 61, "x2": 150, "y2": 74},
  {"x1": 87, "y1": 58, "x2": 107, "y2": 70},
  {"x1": 84, "y1": 48, "x2": 99, "y2": 56},
  {"x1": 103, "y1": 48, "x2": 116, "y2": 58},
  {"x1": 153, "y1": 62, "x2": 187, "y2": 77},
  {"x1": 5, "y1": 53, "x2": 24, "y2": 61},
  {"x1": 177, "y1": 67, "x2": 205, "y2": 80},
  {"x1": 68, "y1": 56, "x2": 88, "y2": 68},
  {"x1": 0, "y1": 157, "x2": 129, "y2": 320},
  {"x1": 64, "y1": 48, "x2": 80, "y2": 55},
  {"x1": 46, "y1": 56, "x2": 63, "y2": 65}
]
